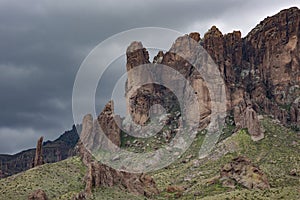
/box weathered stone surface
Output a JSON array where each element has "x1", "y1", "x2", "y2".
[
  {"x1": 79, "y1": 101, "x2": 121, "y2": 154},
  {"x1": 125, "y1": 35, "x2": 213, "y2": 130},
  {"x1": 28, "y1": 189, "x2": 48, "y2": 200},
  {"x1": 220, "y1": 156, "x2": 270, "y2": 190},
  {"x1": 97, "y1": 101, "x2": 121, "y2": 147},
  {"x1": 243, "y1": 7, "x2": 300, "y2": 126},
  {"x1": 201, "y1": 7, "x2": 300, "y2": 129},
  {"x1": 33, "y1": 137, "x2": 44, "y2": 167},
  {"x1": 203, "y1": 26, "x2": 244, "y2": 112},
  {"x1": 126, "y1": 41, "x2": 155, "y2": 125},
  {"x1": 189, "y1": 32, "x2": 201, "y2": 42},
  {"x1": 76, "y1": 138, "x2": 159, "y2": 198},
  {"x1": 233, "y1": 100, "x2": 264, "y2": 140},
  {"x1": 76, "y1": 103, "x2": 159, "y2": 197}
]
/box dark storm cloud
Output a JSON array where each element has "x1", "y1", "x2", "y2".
[{"x1": 0, "y1": 0, "x2": 298, "y2": 154}]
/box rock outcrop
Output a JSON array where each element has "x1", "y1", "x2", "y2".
[
  {"x1": 76, "y1": 135, "x2": 159, "y2": 198},
  {"x1": 233, "y1": 101, "x2": 264, "y2": 140},
  {"x1": 126, "y1": 41, "x2": 154, "y2": 125},
  {"x1": 75, "y1": 100, "x2": 159, "y2": 198},
  {"x1": 203, "y1": 27, "x2": 243, "y2": 86},
  {"x1": 79, "y1": 101, "x2": 121, "y2": 153},
  {"x1": 28, "y1": 189, "x2": 48, "y2": 200},
  {"x1": 220, "y1": 156, "x2": 270, "y2": 190},
  {"x1": 33, "y1": 137, "x2": 44, "y2": 167},
  {"x1": 125, "y1": 33, "x2": 213, "y2": 131},
  {"x1": 201, "y1": 7, "x2": 300, "y2": 133},
  {"x1": 243, "y1": 7, "x2": 300, "y2": 127},
  {"x1": 97, "y1": 101, "x2": 121, "y2": 147}
]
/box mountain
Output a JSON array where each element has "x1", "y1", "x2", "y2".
[
  {"x1": 0, "y1": 6, "x2": 299, "y2": 200},
  {"x1": 125, "y1": 7, "x2": 300, "y2": 139},
  {"x1": 0, "y1": 125, "x2": 80, "y2": 179}
]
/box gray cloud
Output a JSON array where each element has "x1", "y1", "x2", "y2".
[{"x1": 0, "y1": 0, "x2": 298, "y2": 154}]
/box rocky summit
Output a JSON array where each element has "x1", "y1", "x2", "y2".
[{"x1": 125, "y1": 7, "x2": 300, "y2": 141}]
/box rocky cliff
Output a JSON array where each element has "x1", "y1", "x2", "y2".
[
  {"x1": 125, "y1": 7, "x2": 300, "y2": 140},
  {"x1": 202, "y1": 7, "x2": 300, "y2": 130},
  {"x1": 243, "y1": 7, "x2": 300, "y2": 127}
]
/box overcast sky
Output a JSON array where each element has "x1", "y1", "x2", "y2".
[{"x1": 0, "y1": 0, "x2": 299, "y2": 154}]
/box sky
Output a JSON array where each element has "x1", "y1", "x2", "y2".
[{"x1": 0, "y1": 0, "x2": 299, "y2": 154}]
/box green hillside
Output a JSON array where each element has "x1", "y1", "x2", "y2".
[{"x1": 0, "y1": 117, "x2": 299, "y2": 200}]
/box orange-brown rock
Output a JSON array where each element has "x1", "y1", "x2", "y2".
[
  {"x1": 203, "y1": 26, "x2": 243, "y2": 107},
  {"x1": 166, "y1": 185, "x2": 185, "y2": 193},
  {"x1": 97, "y1": 101, "x2": 121, "y2": 147},
  {"x1": 126, "y1": 41, "x2": 155, "y2": 125},
  {"x1": 233, "y1": 99, "x2": 264, "y2": 140},
  {"x1": 189, "y1": 32, "x2": 201, "y2": 42},
  {"x1": 220, "y1": 156, "x2": 270, "y2": 190},
  {"x1": 28, "y1": 189, "x2": 48, "y2": 200},
  {"x1": 79, "y1": 101, "x2": 121, "y2": 154},
  {"x1": 159, "y1": 35, "x2": 212, "y2": 127},
  {"x1": 243, "y1": 7, "x2": 300, "y2": 126},
  {"x1": 126, "y1": 41, "x2": 150, "y2": 71},
  {"x1": 201, "y1": 7, "x2": 300, "y2": 130},
  {"x1": 76, "y1": 138, "x2": 159, "y2": 198},
  {"x1": 203, "y1": 26, "x2": 243, "y2": 85},
  {"x1": 33, "y1": 137, "x2": 44, "y2": 167},
  {"x1": 76, "y1": 104, "x2": 159, "y2": 198}
]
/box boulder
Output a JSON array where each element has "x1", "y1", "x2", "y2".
[
  {"x1": 220, "y1": 156, "x2": 270, "y2": 190},
  {"x1": 28, "y1": 189, "x2": 48, "y2": 200}
]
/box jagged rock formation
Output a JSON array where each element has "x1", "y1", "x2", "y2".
[
  {"x1": 28, "y1": 189, "x2": 48, "y2": 200},
  {"x1": 33, "y1": 137, "x2": 44, "y2": 167},
  {"x1": 202, "y1": 7, "x2": 300, "y2": 131},
  {"x1": 233, "y1": 100, "x2": 264, "y2": 140},
  {"x1": 125, "y1": 34, "x2": 213, "y2": 130},
  {"x1": 74, "y1": 100, "x2": 159, "y2": 198},
  {"x1": 76, "y1": 135, "x2": 159, "y2": 198},
  {"x1": 97, "y1": 101, "x2": 121, "y2": 147},
  {"x1": 79, "y1": 101, "x2": 121, "y2": 153},
  {"x1": 0, "y1": 125, "x2": 79, "y2": 179},
  {"x1": 189, "y1": 32, "x2": 201, "y2": 42},
  {"x1": 220, "y1": 156, "x2": 270, "y2": 190},
  {"x1": 124, "y1": 7, "x2": 300, "y2": 139},
  {"x1": 125, "y1": 41, "x2": 156, "y2": 125},
  {"x1": 243, "y1": 7, "x2": 300, "y2": 127}
]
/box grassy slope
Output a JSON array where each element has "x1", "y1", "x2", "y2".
[
  {"x1": 0, "y1": 117, "x2": 299, "y2": 200},
  {"x1": 0, "y1": 157, "x2": 86, "y2": 200},
  {"x1": 0, "y1": 157, "x2": 144, "y2": 200},
  {"x1": 151, "y1": 118, "x2": 300, "y2": 199}
]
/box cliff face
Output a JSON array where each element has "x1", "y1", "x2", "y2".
[
  {"x1": 126, "y1": 41, "x2": 154, "y2": 125},
  {"x1": 125, "y1": 33, "x2": 212, "y2": 130},
  {"x1": 124, "y1": 7, "x2": 300, "y2": 139},
  {"x1": 243, "y1": 7, "x2": 300, "y2": 126}
]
